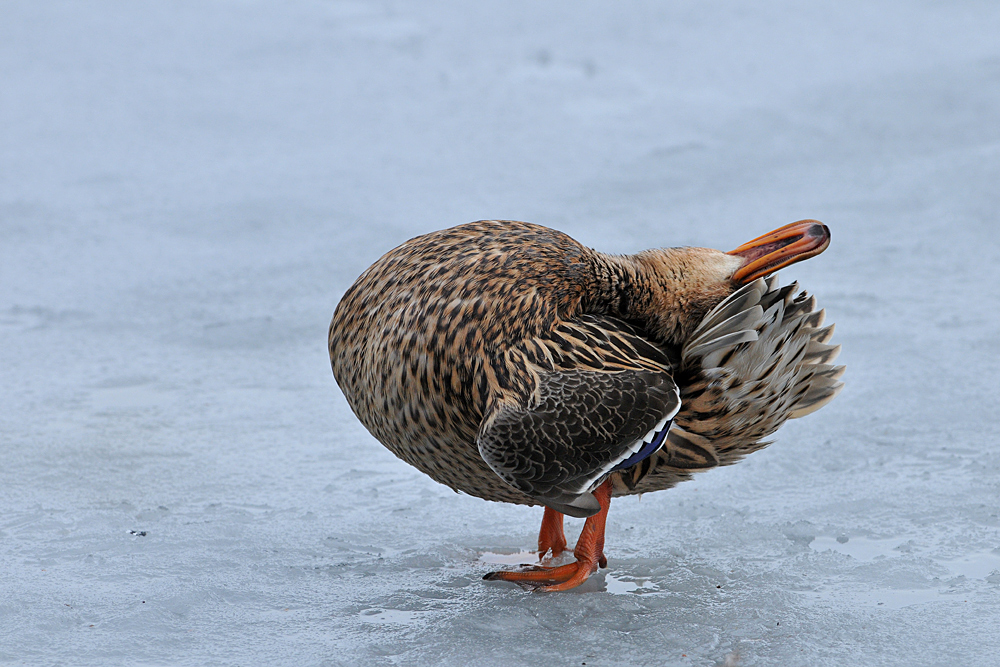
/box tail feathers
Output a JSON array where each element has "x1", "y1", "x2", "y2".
[
  {"x1": 810, "y1": 321, "x2": 835, "y2": 343},
  {"x1": 683, "y1": 274, "x2": 845, "y2": 431},
  {"x1": 686, "y1": 327, "x2": 760, "y2": 367},
  {"x1": 801, "y1": 307, "x2": 825, "y2": 328},
  {"x1": 787, "y1": 362, "x2": 846, "y2": 419},
  {"x1": 788, "y1": 383, "x2": 844, "y2": 419},
  {"x1": 758, "y1": 280, "x2": 799, "y2": 312},
  {"x1": 614, "y1": 274, "x2": 845, "y2": 497},
  {"x1": 803, "y1": 341, "x2": 841, "y2": 365},
  {"x1": 684, "y1": 278, "x2": 771, "y2": 370},
  {"x1": 689, "y1": 279, "x2": 767, "y2": 342}
]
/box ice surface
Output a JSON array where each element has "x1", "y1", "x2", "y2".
[{"x1": 2, "y1": 1, "x2": 1000, "y2": 665}]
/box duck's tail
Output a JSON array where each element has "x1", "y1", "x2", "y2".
[{"x1": 613, "y1": 276, "x2": 844, "y2": 496}]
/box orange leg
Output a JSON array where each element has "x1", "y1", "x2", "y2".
[
  {"x1": 537, "y1": 506, "x2": 567, "y2": 559},
  {"x1": 483, "y1": 480, "x2": 612, "y2": 591}
]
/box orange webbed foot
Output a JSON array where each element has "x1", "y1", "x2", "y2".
[
  {"x1": 483, "y1": 480, "x2": 612, "y2": 592},
  {"x1": 483, "y1": 559, "x2": 599, "y2": 591}
]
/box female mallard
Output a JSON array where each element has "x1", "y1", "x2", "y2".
[{"x1": 329, "y1": 220, "x2": 843, "y2": 591}]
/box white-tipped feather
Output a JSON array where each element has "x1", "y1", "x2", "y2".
[{"x1": 593, "y1": 398, "x2": 680, "y2": 495}]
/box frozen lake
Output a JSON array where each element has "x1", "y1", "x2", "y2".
[{"x1": 2, "y1": 1, "x2": 999, "y2": 665}]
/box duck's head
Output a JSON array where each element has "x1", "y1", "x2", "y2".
[{"x1": 635, "y1": 220, "x2": 830, "y2": 346}]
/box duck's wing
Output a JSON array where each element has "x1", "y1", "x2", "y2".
[{"x1": 477, "y1": 317, "x2": 680, "y2": 518}]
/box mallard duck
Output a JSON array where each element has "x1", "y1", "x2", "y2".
[{"x1": 328, "y1": 219, "x2": 843, "y2": 591}]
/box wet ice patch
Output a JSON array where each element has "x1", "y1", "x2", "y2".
[
  {"x1": 811, "y1": 536, "x2": 1000, "y2": 581},
  {"x1": 801, "y1": 537, "x2": 1000, "y2": 610},
  {"x1": 810, "y1": 535, "x2": 901, "y2": 561},
  {"x1": 478, "y1": 550, "x2": 538, "y2": 566},
  {"x1": 359, "y1": 609, "x2": 427, "y2": 624},
  {"x1": 604, "y1": 573, "x2": 658, "y2": 595},
  {"x1": 941, "y1": 550, "x2": 1000, "y2": 580}
]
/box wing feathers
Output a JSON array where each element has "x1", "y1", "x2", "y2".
[{"x1": 478, "y1": 364, "x2": 679, "y2": 517}]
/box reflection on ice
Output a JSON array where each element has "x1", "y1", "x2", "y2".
[{"x1": 478, "y1": 551, "x2": 661, "y2": 595}]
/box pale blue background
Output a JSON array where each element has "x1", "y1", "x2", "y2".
[{"x1": 2, "y1": 2, "x2": 999, "y2": 665}]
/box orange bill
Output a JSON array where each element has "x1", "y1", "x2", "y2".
[{"x1": 728, "y1": 219, "x2": 831, "y2": 284}]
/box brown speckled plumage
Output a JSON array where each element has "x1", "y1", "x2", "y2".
[{"x1": 329, "y1": 220, "x2": 843, "y2": 521}]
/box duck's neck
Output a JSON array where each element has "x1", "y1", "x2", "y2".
[{"x1": 584, "y1": 249, "x2": 740, "y2": 347}]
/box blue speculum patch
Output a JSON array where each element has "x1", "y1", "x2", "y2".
[{"x1": 612, "y1": 422, "x2": 672, "y2": 472}]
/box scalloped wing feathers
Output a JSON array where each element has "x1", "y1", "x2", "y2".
[{"x1": 478, "y1": 367, "x2": 680, "y2": 517}]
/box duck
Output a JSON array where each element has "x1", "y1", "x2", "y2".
[{"x1": 328, "y1": 219, "x2": 843, "y2": 591}]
